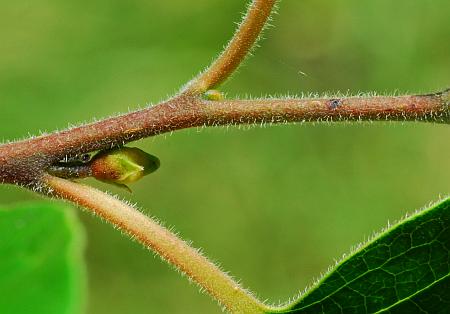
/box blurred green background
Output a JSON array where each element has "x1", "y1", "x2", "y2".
[{"x1": 0, "y1": 0, "x2": 449, "y2": 313}]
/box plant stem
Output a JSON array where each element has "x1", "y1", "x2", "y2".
[
  {"x1": 200, "y1": 92, "x2": 450, "y2": 125},
  {"x1": 43, "y1": 175, "x2": 271, "y2": 313},
  {"x1": 1, "y1": 91, "x2": 448, "y2": 185},
  {"x1": 184, "y1": 0, "x2": 278, "y2": 94},
  {"x1": 0, "y1": 0, "x2": 448, "y2": 310}
]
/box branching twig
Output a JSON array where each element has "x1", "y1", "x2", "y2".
[
  {"x1": 0, "y1": 0, "x2": 448, "y2": 312},
  {"x1": 0, "y1": 90, "x2": 448, "y2": 185}
]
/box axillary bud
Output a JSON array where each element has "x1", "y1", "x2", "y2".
[{"x1": 90, "y1": 147, "x2": 160, "y2": 185}]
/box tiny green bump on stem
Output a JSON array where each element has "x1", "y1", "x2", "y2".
[{"x1": 204, "y1": 90, "x2": 225, "y2": 101}]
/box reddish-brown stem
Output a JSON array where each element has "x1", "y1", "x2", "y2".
[
  {"x1": 200, "y1": 93, "x2": 449, "y2": 125},
  {"x1": 0, "y1": 91, "x2": 448, "y2": 185},
  {"x1": 3, "y1": 93, "x2": 449, "y2": 159},
  {"x1": 184, "y1": 0, "x2": 277, "y2": 94}
]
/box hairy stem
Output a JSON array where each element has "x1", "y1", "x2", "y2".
[
  {"x1": 184, "y1": 0, "x2": 277, "y2": 94},
  {"x1": 43, "y1": 175, "x2": 270, "y2": 313},
  {"x1": 200, "y1": 92, "x2": 450, "y2": 125},
  {"x1": 1, "y1": 91, "x2": 448, "y2": 185}
]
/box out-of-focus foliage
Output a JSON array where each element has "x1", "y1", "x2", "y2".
[
  {"x1": 0, "y1": 0, "x2": 448, "y2": 313},
  {"x1": 0, "y1": 202, "x2": 85, "y2": 314}
]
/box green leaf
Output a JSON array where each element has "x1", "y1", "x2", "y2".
[
  {"x1": 275, "y1": 198, "x2": 450, "y2": 313},
  {"x1": 0, "y1": 202, "x2": 86, "y2": 314}
]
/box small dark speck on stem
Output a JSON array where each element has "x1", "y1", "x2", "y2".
[{"x1": 329, "y1": 99, "x2": 341, "y2": 109}]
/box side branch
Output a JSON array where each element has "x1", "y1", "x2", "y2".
[
  {"x1": 43, "y1": 175, "x2": 269, "y2": 313},
  {"x1": 184, "y1": 0, "x2": 277, "y2": 94}
]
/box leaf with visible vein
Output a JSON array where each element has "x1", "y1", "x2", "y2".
[
  {"x1": 0, "y1": 202, "x2": 86, "y2": 314},
  {"x1": 275, "y1": 198, "x2": 450, "y2": 314}
]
